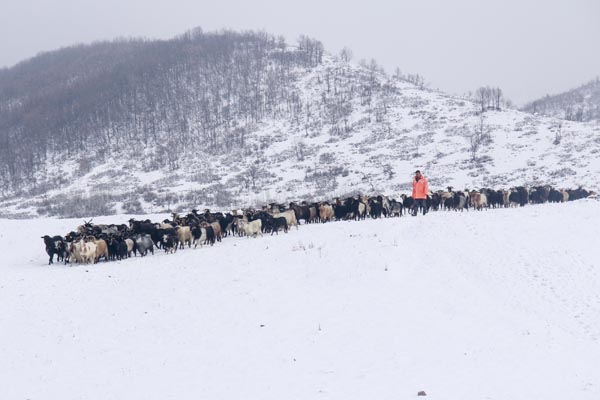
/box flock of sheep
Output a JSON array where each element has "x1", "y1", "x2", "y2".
[{"x1": 41, "y1": 185, "x2": 595, "y2": 266}]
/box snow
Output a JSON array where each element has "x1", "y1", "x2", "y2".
[
  {"x1": 3, "y1": 53, "x2": 600, "y2": 218},
  {"x1": 1, "y1": 200, "x2": 600, "y2": 399}
]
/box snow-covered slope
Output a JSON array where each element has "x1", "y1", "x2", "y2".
[
  {"x1": 2, "y1": 46, "x2": 599, "y2": 218},
  {"x1": 522, "y1": 77, "x2": 600, "y2": 122},
  {"x1": 2, "y1": 200, "x2": 600, "y2": 399}
]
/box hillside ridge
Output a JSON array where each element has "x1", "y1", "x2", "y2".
[{"x1": 1, "y1": 29, "x2": 599, "y2": 218}]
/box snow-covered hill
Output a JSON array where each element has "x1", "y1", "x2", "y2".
[
  {"x1": 1, "y1": 31, "x2": 599, "y2": 218},
  {"x1": 522, "y1": 77, "x2": 600, "y2": 122},
  {"x1": 2, "y1": 200, "x2": 599, "y2": 399}
]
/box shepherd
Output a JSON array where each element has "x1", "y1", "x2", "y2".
[{"x1": 411, "y1": 170, "x2": 428, "y2": 216}]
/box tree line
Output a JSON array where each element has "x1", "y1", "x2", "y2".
[
  {"x1": 522, "y1": 77, "x2": 600, "y2": 122},
  {"x1": 0, "y1": 29, "x2": 323, "y2": 193}
]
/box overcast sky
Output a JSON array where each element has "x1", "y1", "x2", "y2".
[{"x1": 1, "y1": 0, "x2": 599, "y2": 105}]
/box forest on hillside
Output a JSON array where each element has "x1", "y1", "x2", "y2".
[
  {"x1": 0, "y1": 29, "x2": 330, "y2": 192},
  {"x1": 522, "y1": 78, "x2": 600, "y2": 122}
]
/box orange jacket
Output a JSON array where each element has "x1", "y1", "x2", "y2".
[{"x1": 412, "y1": 176, "x2": 429, "y2": 199}]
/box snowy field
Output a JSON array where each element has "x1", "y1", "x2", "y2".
[{"x1": 1, "y1": 200, "x2": 599, "y2": 400}]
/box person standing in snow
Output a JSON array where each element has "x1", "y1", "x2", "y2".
[{"x1": 411, "y1": 170, "x2": 429, "y2": 216}]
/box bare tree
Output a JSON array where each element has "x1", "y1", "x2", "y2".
[
  {"x1": 406, "y1": 73, "x2": 426, "y2": 90},
  {"x1": 475, "y1": 86, "x2": 504, "y2": 112},
  {"x1": 414, "y1": 133, "x2": 427, "y2": 157},
  {"x1": 552, "y1": 122, "x2": 562, "y2": 145},
  {"x1": 468, "y1": 131, "x2": 481, "y2": 161},
  {"x1": 339, "y1": 47, "x2": 353, "y2": 63},
  {"x1": 467, "y1": 113, "x2": 490, "y2": 161},
  {"x1": 293, "y1": 140, "x2": 307, "y2": 161},
  {"x1": 393, "y1": 67, "x2": 402, "y2": 80},
  {"x1": 494, "y1": 87, "x2": 503, "y2": 109},
  {"x1": 246, "y1": 163, "x2": 263, "y2": 189},
  {"x1": 475, "y1": 86, "x2": 489, "y2": 113},
  {"x1": 476, "y1": 112, "x2": 489, "y2": 140}
]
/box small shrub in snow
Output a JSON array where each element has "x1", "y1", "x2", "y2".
[
  {"x1": 319, "y1": 152, "x2": 336, "y2": 164},
  {"x1": 39, "y1": 193, "x2": 116, "y2": 217},
  {"x1": 549, "y1": 168, "x2": 576, "y2": 178},
  {"x1": 122, "y1": 198, "x2": 144, "y2": 214},
  {"x1": 142, "y1": 189, "x2": 158, "y2": 204},
  {"x1": 75, "y1": 157, "x2": 93, "y2": 177},
  {"x1": 214, "y1": 188, "x2": 235, "y2": 207}
]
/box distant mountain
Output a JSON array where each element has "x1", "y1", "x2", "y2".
[
  {"x1": 521, "y1": 78, "x2": 600, "y2": 122},
  {"x1": 1, "y1": 28, "x2": 599, "y2": 218}
]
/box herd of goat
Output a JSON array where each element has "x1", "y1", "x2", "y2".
[{"x1": 41, "y1": 185, "x2": 595, "y2": 265}]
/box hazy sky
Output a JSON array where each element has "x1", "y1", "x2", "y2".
[{"x1": 1, "y1": 0, "x2": 599, "y2": 105}]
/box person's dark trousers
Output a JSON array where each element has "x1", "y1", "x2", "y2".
[{"x1": 411, "y1": 199, "x2": 427, "y2": 216}]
